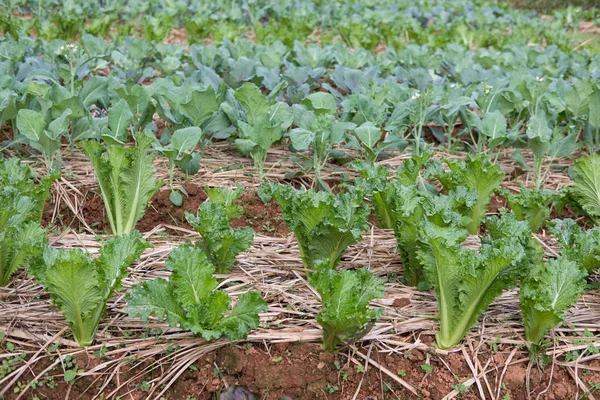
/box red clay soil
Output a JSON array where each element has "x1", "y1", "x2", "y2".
[
  {"x1": 2, "y1": 341, "x2": 591, "y2": 400},
  {"x1": 42, "y1": 183, "x2": 288, "y2": 236}
]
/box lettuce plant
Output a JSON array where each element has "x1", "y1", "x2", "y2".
[
  {"x1": 29, "y1": 233, "x2": 150, "y2": 346},
  {"x1": 0, "y1": 198, "x2": 46, "y2": 286},
  {"x1": 391, "y1": 186, "x2": 470, "y2": 288},
  {"x1": 549, "y1": 219, "x2": 600, "y2": 274},
  {"x1": 80, "y1": 134, "x2": 163, "y2": 236},
  {"x1": 520, "y1": 257, "x2": 586, "y2": 345},
  {"x1": 0, "y1": 158, "x2": 57, "y2": 223},
  {"x1": 203, "y1": 185, "x2": 244, "y2": 219},
  {"x1": 268, "y1": 184, "x2": 370, "y2": 271},
  {"x1": 354, "y1": 147, "x2": 433, "y2": 230},
  {"x1": 569, "y1": 154, "x2": 600, "y2": 223},
  {"x1": 185, "y1": 201, "x2": 253, "y2": 274},
  {"x1": 416, "y1": 214, "x2": 529, "y2": 349},
  {"x1": 0, "y1": 159, "x2": 57, "y2": 286},
  {"x1": 309, "y1": 261, "x2": 384, "y2": 352},
  {"x1": 126, "y1": 245, "x2": 266, "y2": 341},
  {"x1": 501, "y1": 187, "x2": 561, "y2": 232},
  {"x1": 520, "y1": 219, "x2": 595, "y2": 345},
  {"x1": 430, "y1": 154, "x2": 504, "y2": 235}
]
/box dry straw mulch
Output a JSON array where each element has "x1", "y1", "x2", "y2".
[{"x1": 1, "y1": 144, "x2": 598, "y2": 399}]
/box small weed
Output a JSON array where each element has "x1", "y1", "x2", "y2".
[
  {"x1": 325, "y1": 384, "x2": 339, "y2": 394},
  {"x1": 421, "y1": 364, "x2": 433, "y2": 375},
  {"x1": 137, "y1": 380, "x2": 152, "y2": 392},
  {"x1": 451, "y1": 383, "x2": 469, "y2": 394}
]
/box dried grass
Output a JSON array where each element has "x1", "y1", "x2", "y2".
[{"x1": 1, "y1": 144, "x2": 598, "y2": 399}]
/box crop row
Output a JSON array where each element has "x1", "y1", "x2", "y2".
[
  {"x1": 3, "y1": 0, "x2": 596, "y2": 50},
  {"x1": 1, "y1": 32, "x2": 600, "y2": 201},
  {"x1": 2, "y1": 147, "x2": 600, "y2": 354}
]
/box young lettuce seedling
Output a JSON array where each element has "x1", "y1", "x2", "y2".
[
  {"x1": 500, "y1": 187, "x2": 561, "y2": 232},
  {"x1": 29, "y1": 233, "x2": 150, "y2": 347},
  {"x1": 519, "y1": 219, "x2": 599, "y2": 346},
  {"x1": 520, "y1": 258, "x2": 586, "y2": 345},
  {"x1": 429, "y1": 153, "x2": 504, "y2": 235},
  {"x1": 416, "y1": 213, "x2": 531, "y2": 349},
  {"x1": 185, "y1": 198, "x2": 254, "y2": 274},
  {"x1": 569, "y1": 154, "x2": 600, "y2": 224},
  {"x1": 80, "y1": 133, "x2": 163, "y2": 236},
  {"x1": 309, "y1": 261, "x2": 384, "y2": 352},
  {"x1": 127, "y1": 245, "x2": 266, "y2": 341},
  {"x1": 549, "y1": 219, "x2": 600, "y2": 274},
  {"x1": 266, "y1": 183, "x2": 369, "y2": 272},
  {"x1": 0, "y1": 159, "x2": 57, "y2": 286}
]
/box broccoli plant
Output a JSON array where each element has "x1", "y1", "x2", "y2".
[{"x1": 153, "y1": 127, "x2": 203, "y2": 206}]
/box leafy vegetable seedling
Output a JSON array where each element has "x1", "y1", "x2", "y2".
[
  {"x1": 185, "y1": 201, "x2": 253, "y2": 274},
  {"x1": 80, "y1": 133, "x2": 163, "y2": 236},
  {"x1": 501, "y1": 187, "x2": 560, "y2": 232},
  {"x1": 569, "y1": 154, "x2": 600, "y2": 224},
  {"x1": 416, "y1": 214, "x2": 531, "y2": 349},
  {"x1": 266, "y1": 183, "x2": 369, "y2": 271},
  {"x1": 127, "y1": 245, "x2": 266, "y2": 341},
  {"x1": 16, "y1": 108, "x2": 73, "y2": 170},
  {"x1": 153, "y1": 127, "x2": 203, "y2": 206},
  {"x1": 521, "y1": 257, "x2": 586, "y2": 345},
  {"x1": 430, "y1": 153, "x2": 504, "y2": 235},
  {"x1": 290, "y1": 93, "x2": 355, "y2": 190},
  {"x1": 29, "y1": 233, "x2": 150, "y2": 346},
  {"x1": 309, "y1": 261, "x2": 384, "y2": 352},
  {"x1": 0, "y1": 159, "x2": 57, "y2": 286}
]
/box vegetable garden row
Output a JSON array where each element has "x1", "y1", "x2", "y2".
[{"x1": 2, "y1": 0, "x2": 600, "y2": 398}]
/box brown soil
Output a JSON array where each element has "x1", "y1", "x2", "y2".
[
  {"x1": 233, "y1": 191, "x2": 289, "y2": 236},
  {"x1": 3, "y1": 341, "x2": 591, "y2": 400},
  {"x1": 137, "y1": 182, "x2": 208, "y2": 233},
  {"x1": 43, "y1": 184, "x2": 289, "y2": 236}
]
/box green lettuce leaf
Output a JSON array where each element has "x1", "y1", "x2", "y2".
[
  {"x1": 0, "y1": 159, "x2": 56, "y2": 286},
  {"x1": 80, "y1": 134, "x2": 163, "y2": 236},
  {"x1": 309, "y1": 261, "x2": 384, "y2": 352},
  {"x1": 501, "y1": 187, "x2": 560, "y2": 232},
  {"x1": 29, "y1": 233, "x2": 150, "y2": 346},
  {"x1": 186, "y1": 200, "x2": 253, "y2": 274},
  {"x1": 271, "y1": 184, "x2": 369, "y2": 271},
  {"x1": 549, "y1": 219, "x2": 600, "y2": 273},
  {"x1": 569, "y1": 154, "x2": 600, "y2": 222},
  {"x1": 520, "y1": 258, "x2": 586, "y2": 344},
  {"x1": 126, "y1": 245, "x2": 266, "y2": 341},
  {"x1": 417, "y1": 214, "x2": 526, "y2": 349},
  {"x1": 432, "y1": 154, "x2": 504, "y2": 234}
]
